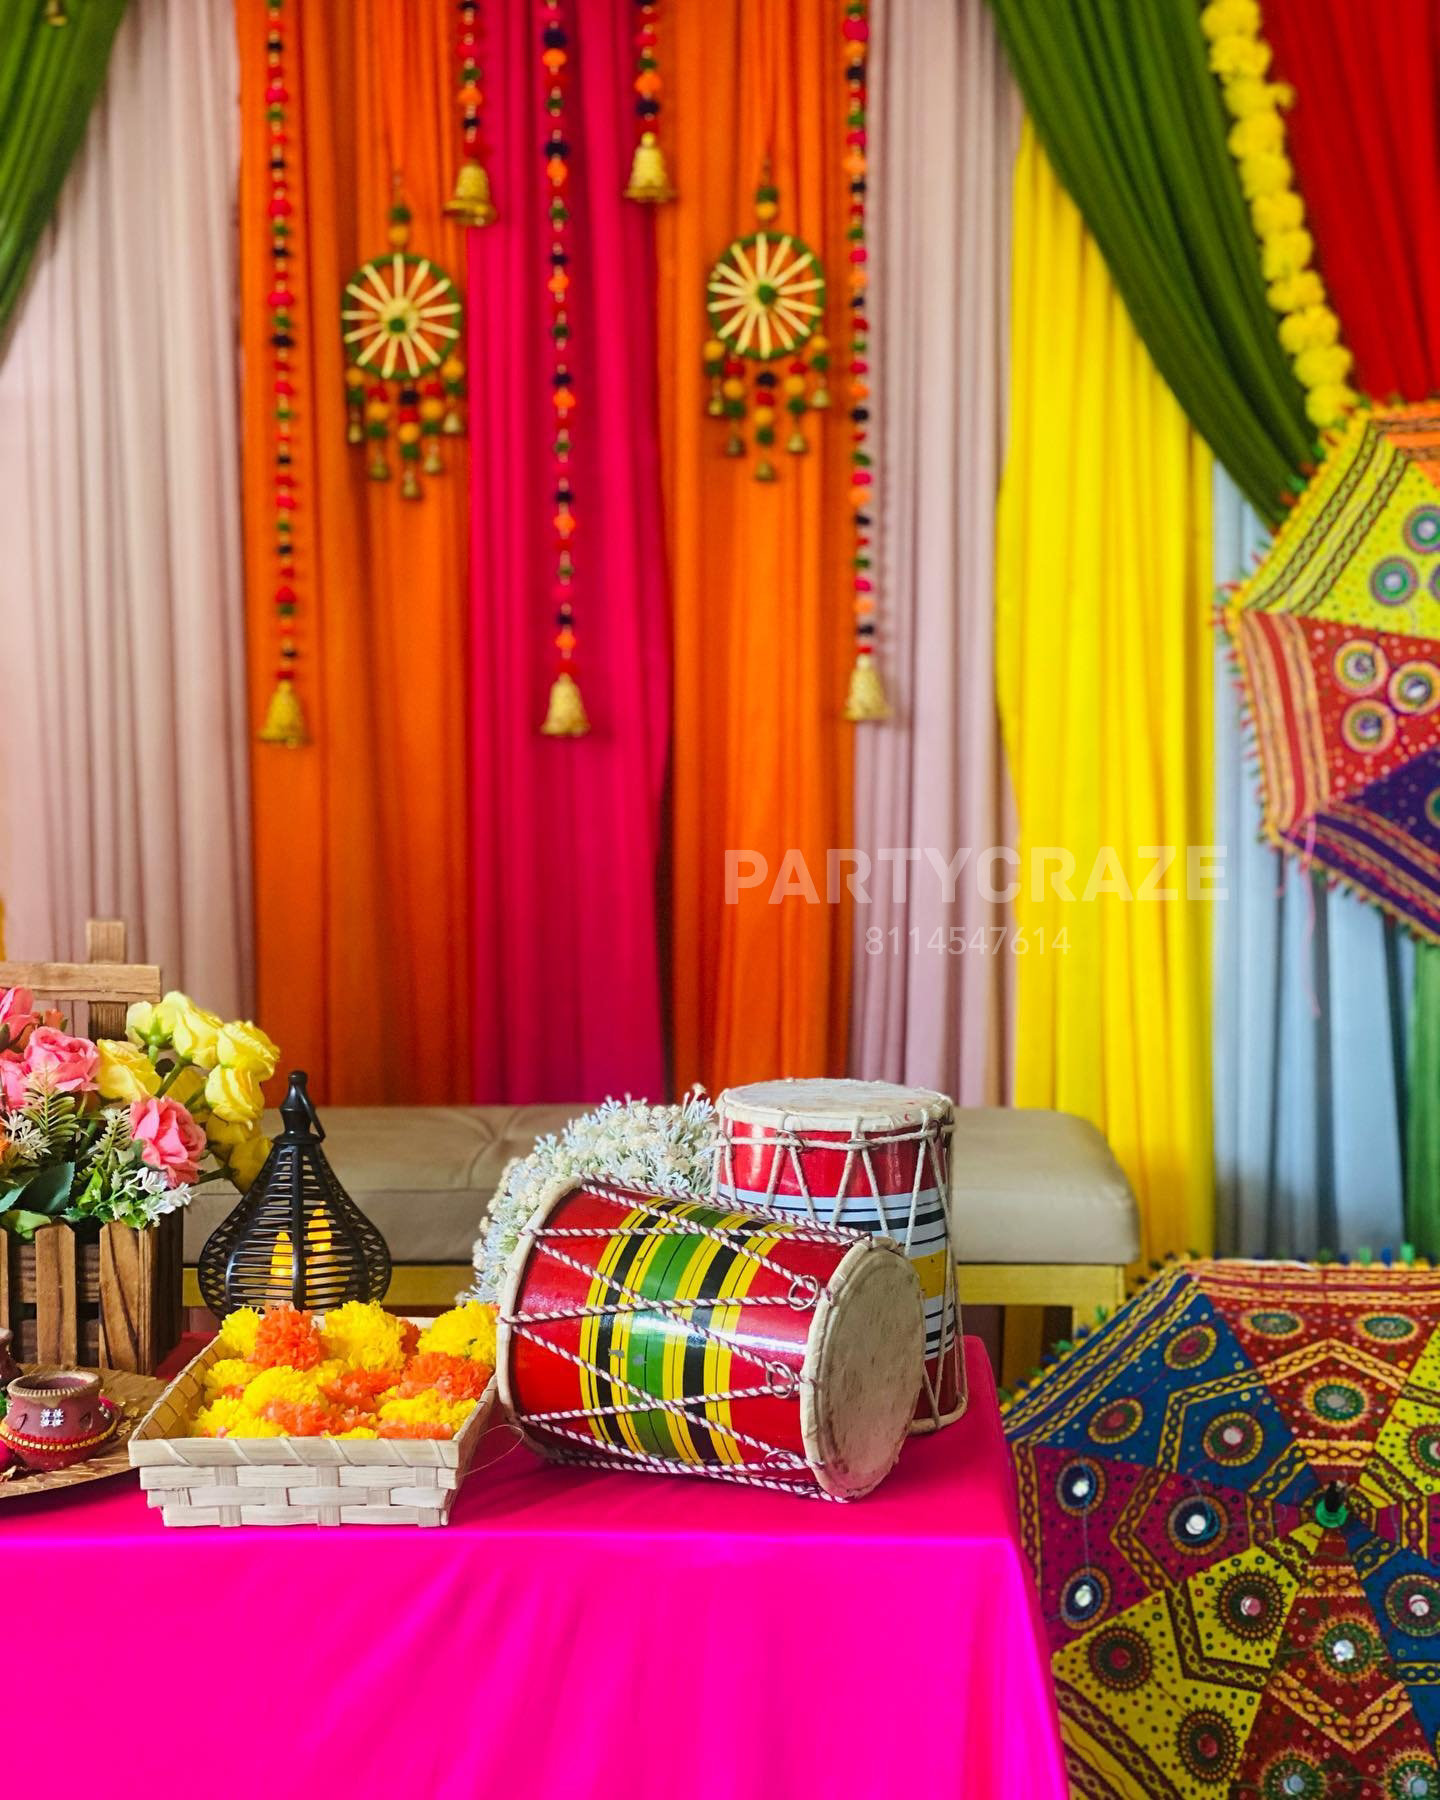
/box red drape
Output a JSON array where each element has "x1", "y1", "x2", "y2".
[
  {"x1": 1266, "y1": 0, "x2": 1440, "y2": 401},
  {"x1": 467, "y1": 0, "x2": 669, "y2": 1102}
]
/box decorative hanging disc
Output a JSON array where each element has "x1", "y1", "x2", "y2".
[
  {"x1": 341, "y1": 251, "x2": 462, "y2": 379},
  {"x1": 705, "y1": 230, "x2": 826, "y2": 362}
]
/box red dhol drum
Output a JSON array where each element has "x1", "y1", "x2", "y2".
[
  {"x1": 714, "y1": 1078, "x2": 966, "y2": 1432},
  {"x1": 497, "y1": 1179, "x2": 924, "y2": 1499}
]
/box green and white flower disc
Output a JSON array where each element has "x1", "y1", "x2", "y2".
[
  {"x1": 705, "y1": 231, "x2": 826, "y2": 362},
  {"x1": 341, "y1": 253, "x2": 462, "y2": 379}
]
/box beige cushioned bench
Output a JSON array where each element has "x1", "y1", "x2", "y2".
[{"x1": 184, "y1": 1103, "x2": 1139, "y2": 1321}]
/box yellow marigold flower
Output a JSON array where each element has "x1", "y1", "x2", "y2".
[
  {"x1": 1227, "y1": 110, "x2": 1284, "y2": 160},
  {"x1": 243, "y1": 1363, "x2": 342, "y2": 1411},
  {"x1": 377, "y1": 1390, "x2": 475, "y2": 1432},
  {"x1": 322, "y1": 1300, "x2": 410, "y2": 1371},
  {"x1": 1224, "y1": 75, "x2": 1292, "y2": 119},
  {"x1": 192, "y1": 1397, "x2": 285, "y2": 1439},
  {"x1": 333, "y1": 1427, "x2": 380, "y2": 1440},
  {"x1": 1260, "y1": 227, "x2": 1313, "y2": 282},
  {"x1": 1305, "y1": 383, "x2": 1357, "y2": 428},
  {"x1": 1268, "y1": 271, "x2": 1325, "y2": 313},
  {"x1": 1295, "y1": 342, "x2": 1354, "y2": 387},
  {"x1": 418, "y1": 1301, "x2": 498, "y2": 1366},
  {"x1": 1210, "y1": 34, "x2": 1272, "y2": 81},
  {"x1": 1251, "y1": 190, "x2": 1304, "y2": 238},
  {"x1": 1200, "y1": 0, "x2": 1259, "y2": 38},
  {"x1": 203, "y1": 1357, "x2": 257, "y2": 1396},
  {"x1": 1239, "y1": 150, "x2": 1292, "y2": 201},
  {"x1": 1278, "y1": 306, "x2": 1339, "y2": 355},
  {"x1": 216, "y1": 1306, "x2": 263, "y2": 1359}
]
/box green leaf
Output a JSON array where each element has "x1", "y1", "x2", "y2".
[
  {"x1": 2, "y1": 1210, "x2": 63, "y2": 1242},
  {"x1": 0, "y1": 1162, "x2": 76, "y2": 1219}
]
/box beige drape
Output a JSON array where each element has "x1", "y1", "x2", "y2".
[
  {"x1": 850, "y1": 0, "x2": 1019, "y2": 1102},
  {"x1": 0, "y1": 0, "x2": 251, "y2": 1015}
]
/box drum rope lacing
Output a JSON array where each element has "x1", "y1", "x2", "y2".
[
  {"x1": 502, "y1": 1184, "x2": 858, "y2": 1491},
  {"x1": 713, "y1": 1108, "x2": 963, "y2": 1422}
]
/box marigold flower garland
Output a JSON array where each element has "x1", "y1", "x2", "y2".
[
  {"x1": 1199, "y1": 0, "x2": 1357, "y2": 436},
  {"x1": 193, "y1": 1300, "x2": 498, "y2": 1440}
]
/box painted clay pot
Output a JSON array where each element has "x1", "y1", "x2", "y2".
[
  {"x1": 0, "y1": 1370, "x2": 118, "y2": 1473},
  {"x1": 0, "y1": 1330, "x2": 18, "y2": 1391}
]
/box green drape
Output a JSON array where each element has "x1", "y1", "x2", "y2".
[
  {"x1": 1409, "y1": 947, "x2": 1440, "y2": 1255},
  {"x1": 0, "y1": 0, "x2": 128, "y2": 334},
  {"x1": 987, "y1": 0, "x2": 1310, "y2": 524}
]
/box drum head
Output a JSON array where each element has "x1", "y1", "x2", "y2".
[
  {"x1": 801, "y1": 1240, "x2": 924, "y2": 1499},
  {"x1": 719, "y1": 1077, "x2": 951, "y2": 1133}
]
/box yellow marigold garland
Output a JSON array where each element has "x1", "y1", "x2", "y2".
[{"x1": 1199, "y1": 0, "x2": 1357, "y2": 432}]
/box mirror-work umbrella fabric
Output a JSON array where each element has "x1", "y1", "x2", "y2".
[
  {"x1": 1006, "y1": 1260, "x2": 1440, "y2": 1796},
  {"x1": 1229, "y1": 406, "x2": 1440, "y2": 945}
]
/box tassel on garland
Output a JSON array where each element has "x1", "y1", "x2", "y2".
[
  {"x1": 44, "y1": 0, "x2": 68, "y2": 22},
  {"x1": 445, "y1": 159, "x2": 497, "y2": 228},
  {"x1": 258, "y1": 678, "x2": 308, "y2": 749},
  {"x1": 625, "y1": 132, "x2": 675, "y2": 204},
  {"x1": 540, "y1": 671, "x2": 590, "y2": 738},
  {"x1": 843, "y1": 654, "x2": 891, "y2": 723}
]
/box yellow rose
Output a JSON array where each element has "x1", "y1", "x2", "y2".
[
  {"x1": 228, "y1": 1132, "x2": 273, "y2": 1192},
  {"x1": 217, "y1": 1020, "x2": 281, "y2": 1080},
  {"x1": 126, "y1": 997, "x2": 178, "y2": 1047},
  {"x1": 165, "y1": 1063, "x2": 208, "y2": 1110},
  {"x1": 205, "y1": 1064, "x2": 264, "y2": 1125},
  {"x1": 206, "y1": 1114, "x2": 249, "y2": 1150},
  {"x1": 172, "y1": 1003, "x2": 223, "y2": 1069},
  {"x1": 95, "y1": 1039, "x2": 161, "y2": 1103}
]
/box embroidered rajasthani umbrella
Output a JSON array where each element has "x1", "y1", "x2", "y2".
[
  {"x1": 1006, "y1": 1259, "x2": 1440, "y2": 1798},
  {"x1": 1229, "y1": 404, "x2": 1440, "y2": 942}
]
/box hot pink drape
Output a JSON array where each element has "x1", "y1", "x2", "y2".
[{"x1": 467, "y1": 0, "x2": 669, "y2": 1103}]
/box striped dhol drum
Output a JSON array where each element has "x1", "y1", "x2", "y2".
[
  {"x1": 496, "y1": 1179, "x2": 924, "y2": 1499},
  {"x1": 714, "y1": 1079, "x2": 966, "y2": 1432}
]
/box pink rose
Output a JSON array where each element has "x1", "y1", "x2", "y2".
[
  {"x1": 129, "y1": 1095, "x2": 206, "y2": 1186},
  {"x1": 24, "y1": 1027, "x2": 98, "y2": 1095},
  {"x1": 0, "y1": 987, "x2": 36, "y2": 1051},
  {"x1": 0, "y1": 1052, "x2": 29, "y2": 1109}
]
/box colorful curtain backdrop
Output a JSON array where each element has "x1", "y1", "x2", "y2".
[
  {"x1": 0, "y1": 0, "x2": 252, "y2": 1016},
  {"x1": 1212, "y1": 468, "x2": 1412, "y2": 1257},
  {"x1": 1251, "y1": 1, "x2": 1440, "y2": 1251},
  {"x1": 466, "y1": 0, "x2": 668, "y2": 1102},
  {"x1": 850, "y1": 0, "x2": 1018, "y2": 1103},
  {"x1": 657, "y1": 0, "x2": 855, "y2": 1094},
  {"x1": 986, "y1": 0, "x2": 1309, "y2": 523},
  {"x1": 997, "y1": 125, "x2": 1215, "y2": 1262},
  {"x1": 0, "y1": 0, "x2": 128, "y2": 331},
  {"x1": 239, "y1": 0, "x2": 471, "y2": 1101}
]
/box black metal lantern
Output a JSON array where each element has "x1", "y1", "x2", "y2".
[{"x1": 196, "y1": 1070, "x2": 391, "y2": 1316}]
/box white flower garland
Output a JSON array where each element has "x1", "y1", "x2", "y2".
[{"x1": 467, "y1": 1090, "x2": 717, "y2": 1302}]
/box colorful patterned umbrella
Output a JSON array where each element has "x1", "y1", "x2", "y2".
[
  {"x1": 1229, "y1": 404, "x2": 1440, "y2": 943},
  {"x1": 1006, "y1": 1259, "x2": 1440, "y2": 1798}
]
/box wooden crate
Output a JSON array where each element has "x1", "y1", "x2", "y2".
[
  {"x1": 130, "y1": 1333, "x2": 496, "y2": 1527},
  {"x1": 0, "y1": 1213, "x2": 183, "y2": 1374}
]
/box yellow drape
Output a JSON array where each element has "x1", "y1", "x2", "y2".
[{"x1": 996, "y1": 126, "x2": 1215, "y2": 1261}]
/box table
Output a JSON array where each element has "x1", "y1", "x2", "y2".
[{"x1": 2, "y1": 1338, "x2": 1065, "y2": 1800}]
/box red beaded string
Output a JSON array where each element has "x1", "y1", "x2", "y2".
[
  {"x1": 622, "y1": 0, "x2": 673, "y2": 203},
  {"x1": 539, "y1": 0, "x2": 587, "y2": 735},
  {"x1": 842, "y1": 0, "x2": 887, "y2": 722},
  {"x1": 444, "y1": 0, "x2": 497, "y2": 228},
  {"x1": 258, "y1": 0, "x2": 306, "y2": 747}
]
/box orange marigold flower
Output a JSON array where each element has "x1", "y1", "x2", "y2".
[
  {"x1": 377, "y1": 1418, "x2": 455, "y2": 1441},
  {"x1": 260, "y1": 1399, "x2": 340, "y2": 1437},
  {"x1": 319, "y1": 1366, "x2": 399, "y2": 1410},
  {"x1": 399, "y1": 1352, "x2": 491, "y2": 1402},
  {"x1": 252, "y1": 1305, "x2": 326, "y2": 1370}
]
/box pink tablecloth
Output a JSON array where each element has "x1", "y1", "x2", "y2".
[{"x1": 1, "y1": 1338, "x2": 1064, "y2": 1800}]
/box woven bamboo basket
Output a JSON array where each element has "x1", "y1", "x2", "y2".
[{"x1": 128, "y1": 1334, "x2": 495, "y2": 1527}]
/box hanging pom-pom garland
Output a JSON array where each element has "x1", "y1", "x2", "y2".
[
  {"x1": 702, "y1": 174, "x2": 828, "y2": 481},
  {"x1": 258, "y1": 0, "x2": 307, "y2": 748},
  {"x1": 624, "y1": 1, "x2": 674, "y2": 203},
  {"x1": 341, "y1": 188, "x2": 465, "y2": 500},
  {"x1": 539, "y1": 0, "x2": 589, "y2": 737},
  {"x1": 839, "y1": 0, "x2": 888, "y2": 722},
  {"x1": 445, "y1": 0, "x2": 497, "y2": 227}
]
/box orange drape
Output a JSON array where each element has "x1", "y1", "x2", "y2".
[
  {"x1": 657, "y1": 0, "x2": 855, "y2": 1094},
  {"x1": 239, "y1": 0, "x2": 470, "y2": 1102}
]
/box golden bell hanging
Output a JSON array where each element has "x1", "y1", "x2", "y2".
[
  {"x1": 540, "y1": 671, "x2": 590, "y2": 738},
  {"x1": 787, "y1": 430, "x2": 808, "y2": 455},
  {"x1": 811, "y1": 386, "x2": 832, "y2": 410},
  {"x1": 755, "y1": 458, "x2": 777, "y2": 483},
  {"x1": 442, "y1": 407, "x2": 465, "y2": 437},
  {"x1": 423, "y1": 441, "x2": 444, "y2": 476},
  {"x1": 843, "y1": 654, "x2": 892, "y2": 723},
  {"x1": 346, "y1": 419, "x2": 364, "y2": 446},
  {"x1": 258, "y1": 678, "x2": 308, "y2": 749},
  {"x1": 369, "y1": 450, "x2": 391, "y2": 481},
  {"x1": 43, "y1": 0, "x2": 68, "y2": 23},
  {"x1": 400, "y1": 464, "x2": 422, "y2": 500},
  {"x1": 724, "y1": 432, "x2": 745, "y2": 458},
  {"x1": 444, "y1": 159, "x2": 497, "y2": 229},
  {"x1": 624, "y1": 132, "x2": 675, "y2": 204}
]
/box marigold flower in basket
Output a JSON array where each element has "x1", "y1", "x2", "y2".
[
  {"x1": 399, "y1": 1351, "x2": 492, "y2": 1403},
  {"x1": 252, "y1": 1306, "x2": 326, "y2": 1370},
  {"x1": 243, "y1": 1364, "x2": 340, "y2": 1411},
  {"x1": 192, "y1": 1396, "x2": 286, "y2": 1439},
  {"x1": 417, "y1": 1300, "x2": 498, "y2": 1367},
  {"x1": 202, "y1": 1357, "x2": 259, "y2": 1399},
  {"x1": 319, "y1": 1366, "x2": 400, "y2": 1411},
  {"x1": 215, "y1": 1306, "x2": 263, "y2": 1360},
  {"x1": 259, "y1": 1399, "x2": 366, "y2": 1438},
  {"x1": 321, "y1": 1299, "x2": 413, "y2": 1371}
]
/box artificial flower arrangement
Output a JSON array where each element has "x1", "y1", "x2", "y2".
[
  {"x1": 191, "y1": 1299, "x2": 497, "y2": 1440},
  {"x1": 469, "y1": 1090, "x2": 717, "y2": 1301},
  {"x1": 0, "y1": 985, "x2": 278, "y2": 1241}
]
